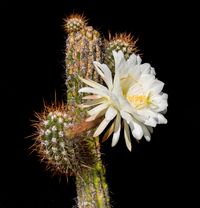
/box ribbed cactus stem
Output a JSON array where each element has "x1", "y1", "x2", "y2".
[
  {"x1": 76, "y1": 137, "x2": 110, "y2": 208},
  {"x1": 64, "y1": 15, "x2": 111, "y2": 208},
  {"x1": 65, "y1": 26, "x2": 102, "y2": 105}
]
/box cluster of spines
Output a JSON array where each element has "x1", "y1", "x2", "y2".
[
  {"x1": 104, "y1": 33, "x2": 139, "y2": 71},
  {"x1": 64, "y1": 14, "x2": 87, "y2": 33},
  {"x1": 32, "y1": 103, "x2": 95, "y2": 177}
]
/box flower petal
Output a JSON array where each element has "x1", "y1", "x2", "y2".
[
  {"x1": 141, "y1": 124, "x2": 151, "y2": 141},
  {"x1": 78, "y1": 98, "x2": 105, "y2": 108},
  {"x1": 82, "y1": 95, "x2": 102, "y2": 100},
  {"x1": 131, "y1": 120, "x2": 143, "y2": 140},
  {"x1": 105, "y1": 106, "x2": 117, "y2": 121},
  {"x1": 79, "y1": 87, "x2": 108, "y2": 97},
  {"x1": 86, "y1": 108, "x2": 107, "y2": 122},
  {"x1": 93, "y1": 62, "x2": 113, "y2": 90},
  {"x1": 79, "y1": 76, "x2": 108, "y2": 91},
  {"x1": 88, "y1": 103, "x2": 109, "y2": 116},
  {"x1": 102, "y1": 122, "x2": 115, "y2": 142},
  {"x1": 124, "y1": 120, "x2": 132, "y2": 151},
  {"x1": 150, "y1": 80, "x2": 164, "y2": 94},
  {"x1": 144, "y1": 117, "x2": 157, "y2": 127},
  {"x1": 112, "y1": 50, "x2": 125, "y2": 71},
  {"x1": 121, "y1": 111, "x2": 143, "y2": 140},
  {"x1": 93, "y1": 118, "x2": 111, "y2": 137},
  {"x1": 157, "y1": 113, "x2": 167, "y2": 124},
  {"x1": 111, "y1": 113, "x2": 121, "y2": 147},
  {"x1": 136, "y1": 55, "x2": 142, "y2": 64},
  {"x1": 127, "y1": 53, "x2": 138, "y2": 66}
]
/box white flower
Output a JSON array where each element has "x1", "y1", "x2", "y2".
[
  {"x1": 79, "y1": 50, "x2": 168, "y2": 151},
  {"x1": 113, "y1": 50, "x2": 168, "y2": 128}
]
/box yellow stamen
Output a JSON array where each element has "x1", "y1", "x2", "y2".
[{"x1": 127, "y1": 95, "x2": 150, "y2": 109}]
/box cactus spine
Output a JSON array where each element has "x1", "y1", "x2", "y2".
[{"x1": 104, "y1": 33, "x2": 139, "y2": 72}]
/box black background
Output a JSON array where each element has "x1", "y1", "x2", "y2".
[{"x1": 0, "y1": 1, "x2": 197, "y2": 207}]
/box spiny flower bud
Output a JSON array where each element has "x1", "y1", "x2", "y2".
[
  {"x1": 32, "y1": 103, "x2": 95, "y2": 177},
  {"x1": 104, "y1": 33, "x2": 139, "y2": 71},
  {"x1": 64, "y1": 14, "x2": 87, "y2": 34}
]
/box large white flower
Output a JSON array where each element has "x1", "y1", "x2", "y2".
[{"x1": 79, "y1": 50, "x2": 168, "y2": 151}]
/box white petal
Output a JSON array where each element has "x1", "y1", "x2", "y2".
[
  {"x1": 111, "y1": 114, "x2": 121, "y2": 147},
  {"x1": 101, "y1": 64, "x2": 113, "y2": 90},
  {"x1": 93, "y1": 118, "x2": 111, "y2": 137},
  {"x1": 147, "y1": 126, "x2": 153, "y2": 133},
  {"x1": 112, "y1": 50, "x2": 124, "y2": 70},
  {"x1": 93, "y1": 62, "x2": 113, "y2": 90},
  {"x1": 139, "y1": 74, "x2": 155, "y2": 91},
  {"x1": 131, "y1": 120, "x2": 143, "y2": 140},
  {"x1": 93, "y1": 61, "x2": 105, "y2": 78},
  {"x1": 120, "y1": 111, "x2": 143, "y2": 140},
  {"x1": 93, "y1": 62, "x2": 113, "y2": 89},
  {"x1": 127, "y1": 53, "x2": 137, "y2": 66},
  {"x1": 88, "y1": 103, "x2": 109, "y2": 116},
  {"x1": 161, "y1": 108, "x2": 167, "y2": 115},
  {"x1": 79, "y1": 76, "x2": 107, "y2": 91},
  {"x1": 140, "y1": 63, "x2": 155, "y2": 75},
  {"x1": 79, "y1": 87, "x2": 108, "y2": 97},
  {"x1": 112, "y1": 70, "x2": 123, "y2": 96},
  {"x1": 120, "y1": 111, "x2": 133, "y2": 124},
  {"x1": 141, "y1": 124, "x2": 151, "y2": 141},
  {"x1": 136, "y1": 55, "x2": 142, "y2": 64},
  {"x1": 157, "y1": 113, "x2": 167, "y2": 124},
  {"x1": 78, "y1": 98, "x2": 105, "y2": 108},
  {"x1": 150, "y1": 80, "x2": 164, "y2": 93},
  {"x1": 105, "y1": 106, "x2": 117, "y2": 121},
  {"x1": 126, "y1": 83, "x2": 143, "y2": 96},
  {"x1": 86, "y1": 108, "x2": 107, "y2": 122},
  {"x1": 82, "y1": 95, "x2": 102, "y2": 100},
  {"x1": 151, "y1": 93, "x2": 168, "y2": 112},
  {"x1": 124, "y1": 120, "x2": 132, "y2": 151},
  {"x1": 144, "y1": 117, "x2": 157, "y2": 127}
]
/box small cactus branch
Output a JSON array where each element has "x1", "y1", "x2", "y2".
[
  {"x1": 32, "y1": 103, "x2": 97, "y2": 177},
  {"x1": 104, "y1": 33, "x2": 139, "y2": 72}
]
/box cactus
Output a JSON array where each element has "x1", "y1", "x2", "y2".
[
  {"x1": 31, "y1": 14, "x2": 138, "y2": 208},
  {"x1": 104, "y1": 33, "x2": 139, "y2": 72},
  {"x1": 30, "y1": 11, "x2": 169, "y2": 208}
]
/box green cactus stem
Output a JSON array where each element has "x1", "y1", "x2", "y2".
[
  {"x1": 76, "y1": 136, "x2": 110, "y2": 208},
  {"x1": 64, "y1": 15, "x2": 111, "y2": 207},
  {"x1": 65, "y1": 21, "x2": 102, "y2": 104}
]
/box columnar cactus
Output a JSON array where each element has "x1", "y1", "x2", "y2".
[
  {"x1": 31, "y1": 12, "x2": 168, "y2": 208},
  {"x1": 64, "y1": 14, "x2": 110, "y2": 208}
]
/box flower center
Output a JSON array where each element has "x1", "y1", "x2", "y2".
[{"x1": 127, "y1": 95, "x2": 150, "y2": 109}]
